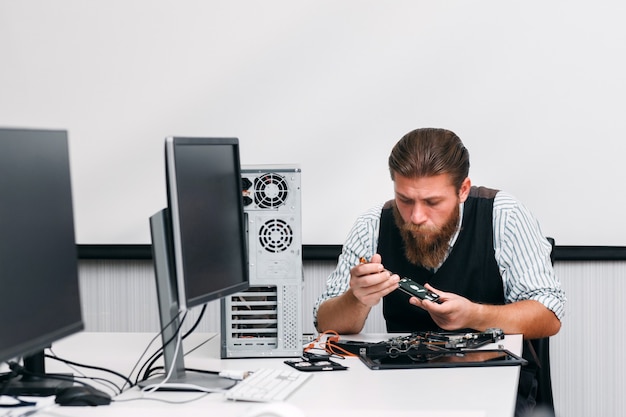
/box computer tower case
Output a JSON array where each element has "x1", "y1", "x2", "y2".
[{"x1": 220, "y1": 165, "x2": 303, "y2": 358}]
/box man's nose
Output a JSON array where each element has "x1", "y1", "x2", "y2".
[{"x1": 410, "y1": 204, "x2": 427, "y2": 225}]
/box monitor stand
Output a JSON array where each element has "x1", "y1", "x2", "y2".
[
  {"x1": 2, "y1": 351, "x2": 73, "y2": 396},
  {"x1": 137, "y1": 209, "x2": 234, "y2": 392}
]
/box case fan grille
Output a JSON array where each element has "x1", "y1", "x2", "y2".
[
  {"x1": 258, "y1": 218, "x2": 293, "y2": 253},
  {"x1": 253, "y1": 173, "x2": 288, "y2": 208}
]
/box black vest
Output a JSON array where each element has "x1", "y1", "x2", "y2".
[{"x1": 379, "y1": 186, "x2": 503, "y2": 332}]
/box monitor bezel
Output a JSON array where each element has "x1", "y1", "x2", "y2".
[
  {"x1": 164, "y1": 136, "x2": 249, "y2": 312},
  {"x1": 0, "y1": 127, "x2": 84, "y2": 395}
]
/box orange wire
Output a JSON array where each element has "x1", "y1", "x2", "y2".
[{"x1": 304, "y1": 330, "x2": 357, "y2": 358}]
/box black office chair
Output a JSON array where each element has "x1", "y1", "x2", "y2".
[
  {"x1": 528, "y1": 237, "x2": 556, "y2": 412},
  {"x1": 530, "y1": 337, "x2": 554, "y2": 411}
]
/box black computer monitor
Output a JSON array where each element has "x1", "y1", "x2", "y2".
[
  {"x1": 0, "y1": 128, "x2": 84, "y2": 396},
  {"x1": 141, "y1": 137, "x2": 249, "y2": 391}
]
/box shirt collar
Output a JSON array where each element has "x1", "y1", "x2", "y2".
[{"x1": 448, "y1": 201, "x2": 464, "y2": 249}]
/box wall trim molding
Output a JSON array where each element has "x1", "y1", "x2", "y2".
[{"x1": 77, "y1": 244, "x2": 626, "y2": 262}]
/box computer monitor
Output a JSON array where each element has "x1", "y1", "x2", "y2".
[
  {"x1": 141, "y1": 136, "x2": 249, "y2": 390},
  {"x1": 0, "y1": 128, "x2": 84, "y2": 396}
]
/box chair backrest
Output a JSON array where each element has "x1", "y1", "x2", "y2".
[
  {"x1": 530, "y1": 337, "x2": 554, "y2": 410},
  {"x1": 531, "y1": 236, "x2": 556, "y2": 410}
]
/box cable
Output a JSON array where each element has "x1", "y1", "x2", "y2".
[
  {"x1": 0, "y1": 397, "x2": 55, "y2": 417},
  {"x1": 139, "y1": 334, "x2": 219, "y2": 382},
  {"x1": 112, "y1": 391, "x2": 211, "y2": 405},
  {"x1": 6, "y1": 361, "x2": 81, "y2": 385},
  {"x1": 136, "y1": 312, "x2": 189, "y2": 384},
  {"x1": 137, "y1": 303, "x2": 207, "y2": 385},
  {"x1": 0, "y1": 365, "x2": 20, "y2": 400},
  {"x1": 45, "y1": 351, "x2": 128, "y2": 394},
  {"x1": 132, "y1": 308, "x2": 190, "y2": 387},
  {"x1": 140, "y1": 318, "x2": 187, "y2": 393},
  {"x1": 0, "y1": 397, "x2": 36, "y2": 409},
  {"x1": 303, "y1": 330, "x2": 357, "y2": 358},
  {"x1": 181, "y1": 332, "x2": 216, "y2": 357},
  {"x1": 121, "y1": 330, "x2": 166, "y2": 392},
  {"x1": 325, "y1": 338, "x2": 359, "y2": 358}
]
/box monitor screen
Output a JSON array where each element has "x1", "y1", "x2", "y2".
[
  {"x1": 0, "y1": 128, "x2": 84, "y2": 395},
  {"x1": 140, "y1": 136, "x2": 249, "y2": 391},
  {"x1": 165, "y1": 137, "x2": 249, "y2": 310}
]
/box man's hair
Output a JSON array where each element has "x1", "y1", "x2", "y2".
[{"x1": 388, "y1": 128, "x2": 470, "y2": 190}]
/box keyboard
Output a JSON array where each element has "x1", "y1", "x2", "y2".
[{"x1": 225, "y1": 368, "x2": 311, "y2": 402}]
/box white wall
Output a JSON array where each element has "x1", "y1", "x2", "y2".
[
  {"x1": 77, "y1": 259, "x2": 624, "y2": 417},
  {"x1": 2, "y1": 0, "x2": 626, "y2": 246}
]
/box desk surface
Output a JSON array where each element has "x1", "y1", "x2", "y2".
[{"x1": 6, "y1": 332, "x2": 522, "y2": 417}]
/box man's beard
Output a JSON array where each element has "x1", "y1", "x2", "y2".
[{"x1": 393, "y1": 202, "x2": 460, "y2": 269}]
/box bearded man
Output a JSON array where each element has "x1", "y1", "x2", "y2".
[{"x1": 313, "y1": 128, "x2": 566, "y2": 417}]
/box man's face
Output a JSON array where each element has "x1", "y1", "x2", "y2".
[{"x1": 393, "y1": 173, "x2": 470, "y2": 268}]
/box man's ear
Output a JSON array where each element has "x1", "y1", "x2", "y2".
[{"x1": 459, "y1": 177, "x2": 471, "y2": 203}]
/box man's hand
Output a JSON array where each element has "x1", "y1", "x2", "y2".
[
  {"x1": 350, "y1": 254, "x2": 400, "y2": 308},
  {"x1": 316, "y1": 253, "x2": 399, "y2": 334},
  {"x1": 408, "y1": 283, "x2": 561, "y2": 338},
  {"x1": 407, "y1": 284, "x2": 478, "y2": 330}
]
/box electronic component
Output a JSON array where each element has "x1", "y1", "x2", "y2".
[
  {"x1": 357, "y1": 257, "x2": 442, "y2": 304},
  {"x1": 330, "y1": 328, "x2": 505, "y2": 357},
  {"x1": 284, "y1": 356, "x2": 348, "y2": 372},
  {"x1": 398, "y1": 277, "x2": 442, "y2": 304}
]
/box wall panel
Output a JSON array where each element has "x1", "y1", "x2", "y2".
[{"x1": 76, "y1": 259, "x2": 623, "y2": 417}]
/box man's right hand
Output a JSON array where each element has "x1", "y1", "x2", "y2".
[{"x1": 349, "y1": 253, "x2": 400, "y2": 308}]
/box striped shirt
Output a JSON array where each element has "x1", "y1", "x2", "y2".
[{"x1": 313, "y1": 191, "x2": 566, "y2": 323}]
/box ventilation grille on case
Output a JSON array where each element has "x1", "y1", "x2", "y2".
[
  {"x1": 225, "y1": 286, "x2": 300, "y2": 351},
  {"x1": 280, "y1": 284, "x2": 300, "y2": 349},
  {"x1": 227, "y1": 286, "x2": 279, "y2": 350},
  {"x1": 258, "y1": 218, "x2": 293, "y2": 253},
  {"x1": 253, "y1": 173, "x2": 288, "y2": 208}
]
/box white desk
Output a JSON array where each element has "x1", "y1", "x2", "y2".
[{"x1": 8, "y1": 332, "x2": 522, "y2": 417}]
